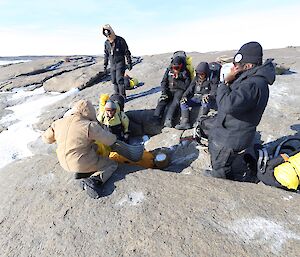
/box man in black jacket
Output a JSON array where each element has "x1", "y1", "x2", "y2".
[
  {"x1": 102, "y1": 24, "x2": 132, "y2": 99},
  {"x1": 208, "y1": 41, "x2": 276, "y2": 181},
  {"x1": 153, "y1": 56, "x2": 191, "y2": 128}
]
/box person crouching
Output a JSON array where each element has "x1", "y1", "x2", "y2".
[{"x1": 42, "y1": 100, "x2": 118, "y2": 199}]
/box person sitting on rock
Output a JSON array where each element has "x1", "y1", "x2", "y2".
[
  {"x1": 153, "y1": 56, "x2": 191, "y2": 128},
  {"x1": 42, "y1": 100, "x2": 118, "y2": 199},
  {"x1": 175, "y1": 62, "x2": 213, "y2": 130},
  {"x1": 97, "y1": 100, "x2": 130, "y2": 142}
]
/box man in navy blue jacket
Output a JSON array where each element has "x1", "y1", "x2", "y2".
[{"x1": 209, "y1": 41, "x2": 276, "y2": 181}]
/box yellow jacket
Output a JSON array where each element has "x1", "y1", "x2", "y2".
[{"x1": 99, "y1": 110, "x2": 129, "y2": 133}]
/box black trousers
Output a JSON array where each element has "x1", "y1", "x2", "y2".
[
  {"x1": 111, "y1": 67, "x2": 126, "y2": 97},
  {"x1": 209, "y1": 140, "x2": 236, "y2": 179},
  {"x1": 154, "y1": 90, "x2": 184, "y2": 120},
  {"x1": 209, "y1": 139, "x2": 258, "y2": 182},
  {"x1": 74, "y1": 172, "x2": 95, "y2": 179}
]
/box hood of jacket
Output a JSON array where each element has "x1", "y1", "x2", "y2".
[
  {"x1": 70, "y1": 100, "x2": 97, "y2": 121},
  {"x1": 195, "y1": 62, "x2": 209, "y2": 76},
  {"x1": 102, "y1": 24, "x2": 116, "y2": 42},
  {"x1": 238, "y1": 58, "x2": 276, "y2": 85}
]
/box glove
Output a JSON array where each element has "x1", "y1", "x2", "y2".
[
  {"x1": 202, "y1": 94, "x2": 210, "y2": 103},
  {"x1": 127, "y1": 63, "x2": 132, "y2": 71},
  {"x1": 159, "y1": 94, "x2": 168, "y2": 101},
  {"x1": 104, "y1": 66, "x2": 108, "y2": 75},
  {"x1": 180, "y1": 97, "x2": 188, "y2": 104}
]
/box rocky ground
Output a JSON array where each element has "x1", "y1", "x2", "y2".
[{"x1": 0, "y1": 46, "x2": 300, "y2": 257}]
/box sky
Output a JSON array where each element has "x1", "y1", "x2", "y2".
[{"x1": 0, "y1": 0, "x2": 300, "y2": 56}]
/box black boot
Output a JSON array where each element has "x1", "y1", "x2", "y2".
[
  {"x1": 199, "y1": 106, "x2": 209, "y2": 116},
  {"x1": 175, "y1": 109, "x2": 191, "y2": 130},
  {"x1": 79, "y1": 176, "x2": 104, "y2": 199},
  {"x1": 164, "y1": 117, "x2": 172, "y2": 128},
  {"x1": 194, "y1": 106, "x2": 209, "y2": 127}
]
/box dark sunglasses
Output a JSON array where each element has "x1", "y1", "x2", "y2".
[
  {"x1": 172, "y1": 64, "x2": 182, "y2": 70},
  {"x1": 103, "y1": 29, "x2": 111, "y2": 37}
]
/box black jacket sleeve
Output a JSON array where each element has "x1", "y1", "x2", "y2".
[
  {"x1": 161, "y1": 68, "x2": 170, "y2": 94},
  {"x1": 216, "y1": 81, "x2": 259, "y2": 115},
  {"x1": 121, "y1": 38, "x2": 132, "y2": 65},
  {"x1": 183, "y1": 77, "x2": 197, "y2": 98},
  {"x1": 104, "y1": 41, "x2": 109, "y2": 67}
]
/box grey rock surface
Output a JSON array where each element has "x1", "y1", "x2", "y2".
[{"x1": 1, "y1": 47, "x2": 300, "y2": 256}]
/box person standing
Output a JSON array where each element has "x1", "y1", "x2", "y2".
[
  {"x1": 208, "y1": 41, "x2": 276, "y2": 181},
  {"x1": 102, "y1": 24, "x2": 132, "y2": 99}
]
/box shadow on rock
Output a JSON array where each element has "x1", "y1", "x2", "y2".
[
  {"x1": 126, "y1": 86, "x2": 161, "y2": 102},
  {"x1": 96, "y1": 140, "x2": 200, "y2": 197}
]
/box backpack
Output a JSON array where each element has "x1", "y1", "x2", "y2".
[
  {"x1": 171, "y1": 51, "x2": 195, "y2": 80},
  {"x1": 208, "y1": 62, "x2": 222, "y2": 84},
  {"x1": 257, "y1": 137, "x2": 300, "y2": 174},
  {"x1": 257, "y1": 137, "x2": 300, "y2": 190}
]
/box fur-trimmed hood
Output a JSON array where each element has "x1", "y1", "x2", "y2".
[{"x1": 70, "y1": 100, "x2": 97, "y2": 121}]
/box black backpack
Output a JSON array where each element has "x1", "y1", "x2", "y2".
[{"x1": 208, "y1": 62, "x2": 222, "y2": 84}]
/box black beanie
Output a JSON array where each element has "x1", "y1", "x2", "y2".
[
  {"x1": 172, "y1": 56, "x2": 184, "y2": 65},
  {"x1": 234, "y1": 41, "x2": 263, "y2": 65},
  {"x1": 195, "y1": 62, "x2": 209, "y2": 75}
]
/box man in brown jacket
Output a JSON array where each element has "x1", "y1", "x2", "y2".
[{"x1": 42, "y1": 99, "x2": 118, "y2": 199}]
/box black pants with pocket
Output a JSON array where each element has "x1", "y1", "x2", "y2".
[
  {"x1": 209, "y1": 140, "x2": 236, "y2": 179},
  {"x1": 209, "y1": 140, "x2": 259, "y2": 182},
  {"x1": 111, "y1": 66, "x2": 126, "y2": 97}
]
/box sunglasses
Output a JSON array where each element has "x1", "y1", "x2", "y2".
[
  {"x1": 172, "y1": 64, "x2": 183, "y2": 71},
  {"x1": 103, "y1": 29, "x2": 111, "y2": 37}
]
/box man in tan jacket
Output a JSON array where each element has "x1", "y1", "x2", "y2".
[{"x1": 42, "y1": 100, "x2": 118, "y2": 199}]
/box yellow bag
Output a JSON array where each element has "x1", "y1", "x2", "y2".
[
  {"x1": 274, "y1": 152, "x2": 300, "y2": 190},
  {"x1": 109, "y1": 150, "x2": 155, "y2": 168},
  {"x1": 186, "y1": 56, "x2": 195, "y2": 80},
  {"x1": 129, "y1": 78, "x2": 139, "y2": 88}
]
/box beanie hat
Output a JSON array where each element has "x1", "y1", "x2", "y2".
[
  {"x1": 105, "y1": 100, "x2": 117, "y2": 110},
  {"x1": 234, "y1": 41, "x2": 263, "y2": 65},
  {"x1": 171, "y1": 56, "x2": 184, "y2": 66},
  {"x1": 195, "y1": 62, "x2": 209, "y2": 75}
]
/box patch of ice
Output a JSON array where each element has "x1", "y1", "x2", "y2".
[
  {"x1": 0, "y1": 87, "x2": 79, "y2": 170},
  {"x1": 283, "y1": 195, "x2": 293, "y2": 201},
  {"x1": 0, "y1": 60, "x2": 31, "y2": 66},
  {"x1": 228, "y1": 217, "x2": 300, "y2": 254},
  {"x1": 116, "y1": 191, "x2": 145, "y2": 206}
]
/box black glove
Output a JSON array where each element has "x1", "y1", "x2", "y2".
[
  {"x1": 104, "y1": 65, "x2": 108, "y2": 75},
  {"x1": 127, "y1": 63, "x2": 132, "y2": 71},
  {"x1": 159, "y1": 94, "x2": 168, "y2": 101},
  {"x1": 180, "y1": 97, "x2": 188, "y2": 104}
]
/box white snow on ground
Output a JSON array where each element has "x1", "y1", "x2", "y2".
[
  {"x1": 0, "y1": 87, "x2": 79, "y2": 170},
  {"x1": 228, "y1": 217, "x2": 300, "y2": 255},
  {"x1": 0, "y1": 60, "x2": 31, "y2": 66}
]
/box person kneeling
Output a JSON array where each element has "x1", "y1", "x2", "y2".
[{"x1": 42, "y1": 100, "x2": 118, "y2": 199}]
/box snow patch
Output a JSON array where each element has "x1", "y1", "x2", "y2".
[
  {"x1": 228, "y1": 217, "x2": 300, "y2": 254},
  {"x1": 116, "y1": 192, "x2": 145, "y2": 206},
  {"x1": 0, "y1": 87, "x2": 79, "y2": 170}
]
